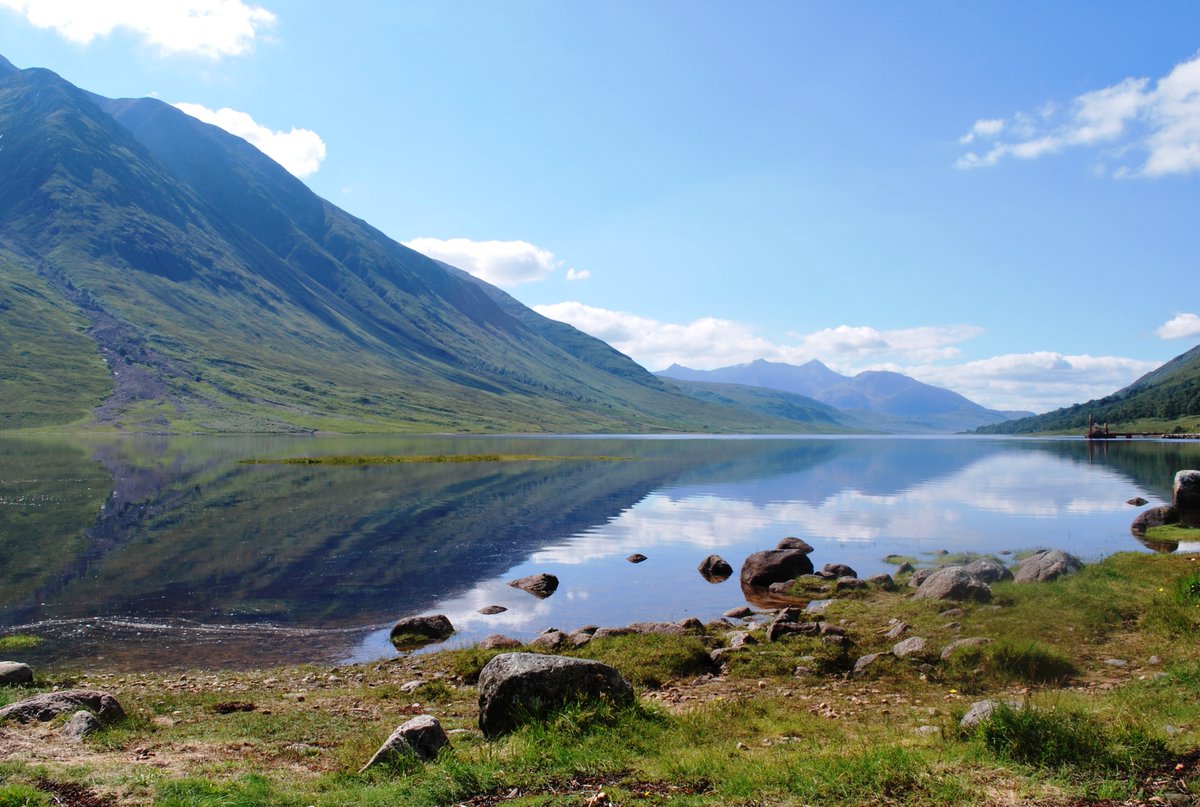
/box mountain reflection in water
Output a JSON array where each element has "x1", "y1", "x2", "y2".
[{"x1": 2, "y1": 434, "x2": 1197, "y2": 670}]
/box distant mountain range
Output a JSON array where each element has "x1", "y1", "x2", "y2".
[
  {"x1": 0, "y1": 55, "x2": 842, "y2": 435},
  {"x1": 658, "y1": 359, "x2": 1033, "y2": 433},
  {"x1": 975, "y1": 343, "x2": 1200, "y2": 435}
]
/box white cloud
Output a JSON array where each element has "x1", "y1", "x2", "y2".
[
  {"x1": 405, "y1": 237, "x2": 562, "y2": 287},
  {"x1": 173, "y1": 102, "x2": 326, "y2": 177},
  {"x1": 566, "y1": 268, "x2": 591, "y2": 282},
  {"x1": 1157, "y1": 313, "x2": 1200, "y2": 340},
  {"x1": 896, "y1": 352, "x2": 1158, "y2": 412},
  {"x1": 533, "y1": 302, "x2": 981, "y2": 372},
  {"x1": 532, "y1": 302, "x2": 1158, "y2": 412},
  {"x1": 956, "y1": 51, "x2": 1200, "y2": 177},
  {"x1": 0, "y1": 0, "x2": 276, "y2": 58}
]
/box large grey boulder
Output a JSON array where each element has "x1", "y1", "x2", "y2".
[
  {"x1": 1013, "y1": 549, "x2": 1082, "y2": 583},
  {"x1": 740, "y1": 549, "x2": 815, "y2": 589},
  {"x1": 912, "y1": 568, "x2": 992, "y2": 602},
  {"x1": 0, "y1": 690, "x2": 125, "y2": 724},
  {"x1": 389, "y1": 614, "x2": 455, "y2": 650},
  {"x1": 1174, "y1": 470, "x2": 1200, "y2": 510},
  {"x1": 477, "y1": 653, "x2": 633, "y2": 738},
  {"x1": 697, "y1": 554, "x2": 733, "y2": 582},
  {"x1": 509, "y1": 573, "x2": 559, "y2": 598},
  {"x1": 359, "y1": 714, "x2": 450, "y2": 771},
  {"x1": 891, "y1": 636, "x2": 929, "y2": 658},
  {"x1": 962, "y1": 557, "x2": 1013, "y2": 583},
  {"x1": 0, "y1": 661, "x2": 33, "y2": 686}
]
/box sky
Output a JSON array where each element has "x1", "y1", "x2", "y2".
[{"x1": 2, "y1": 1, "x2": 1199, "y2": 413}]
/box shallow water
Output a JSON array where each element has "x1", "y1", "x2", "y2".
[{"x1": 1, "y1": 433, "x2": 1197, "y2": 670}]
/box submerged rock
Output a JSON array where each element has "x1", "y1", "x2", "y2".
[
  {"x1": 477, "y1": 653, "x2": 633, "y2": 738},
  {"x1": 389, "y1": 614, "x2": 455, "y2": 650},
  {"x1": 509, "y1": 573, "x2": 560, "y2": 598},
  {"x1": 698, "y1": 554, "x2": 734, "y2": 582},
  {"x1": 740, "y1": 549, "x2": 815, "y2": 589},
  {"x1": 1131, "y1": 505, "x2": 1179, "y2": 537}
]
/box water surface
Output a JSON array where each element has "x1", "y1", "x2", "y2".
[{"x1": 1, "y1": 434, "x2": 1197, "y2": 670}]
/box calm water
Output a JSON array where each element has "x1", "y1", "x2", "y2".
[{"x1": 2, "y1": 434, "x2": 1198, "y2": 670}]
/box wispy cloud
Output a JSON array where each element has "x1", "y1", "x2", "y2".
[
  {"x1": 532, "y1": 302, "x2": 1157, "y2": 412},
  {"x1": 173, "y1": 102, "x2": 326, "y2": 177},
  {"x1": 1157, "y1": 313, "x2": 1200, "y2": 340},
  {"x1": 565, "y1": 268, "x2": 591, "y2": 282},
  {"x1": 0, "y1": 0, "x2": 276, "y2": 59},
  {"x1": 956, "y1": 51, "x2": 1200, "y2": 177},
  {"x1": 405, "y1": 237, "x2": 563, "y2": 287}
]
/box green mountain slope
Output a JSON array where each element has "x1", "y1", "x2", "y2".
[
  {"x1": 0, "y1": 59, "x2": 819, "y2": 434},
  {"x1": 975, "y1": 343, "x2": 1200, "y2": 434},
  {"x1": 662, "y1": 379, "x2": 857, "y2": 431}
]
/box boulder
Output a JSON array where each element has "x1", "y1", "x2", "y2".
[
  {"x1": 478, "y1": 605, "x2": 507, "y2": 615},
  {"x1": 940, "y1": 637, "x2": 994, "y2": 661},
  {"x1": 0, "y1": 661, "x2": 33, "y2": 686},
  {"x1": 907, "y1": 568, "x2": 934, "y2": 588},
  {"x1": 626, "y1": 553, "x2": 648, "y2": 564},
  {"x1": 389, "y1": 614, "x2": 455, "y2": 650},
  {"x1": 912, "y1": 568, "x2": 992, "y2": 602},
  {"x1": 1012, "y1": 549, "x2": 1082, "y2": 583},
  {"x1": 776, "y1": 537, "x2": 815, "y2": 554},
  {"x1": 509, "y1": 573, "x2": 559, "y2": 598},
  {"x1": 852, "y1": 652, "x2": 886, "y2": 676},
  {"x1": 477, "y1": 653, "x2": 634, "y2": 738},
  {"x1": 891, "y1": 636, "x2": 929, "y2": 658},
  {"x1": 866, "y1": 573, "x2": 896, "y2": 590},
  {"x1": 823, "y1": 563, "x2": 857, "y2": 579},
  {"x1": 530, "y1": 630, "x2": 567, "y2": 650},
  {"x1": 359, "y1": 714, "x2": 450, "y2": 771},
  {"x1": 1174, "y1": 470, "x2": 1200, "y2": 510},
  {"x1": 962, "y1": 557, "x2": 1012, "y2": 583},
  {"x1": 723, "y1": 606, "x2": 754, "y2": 619},
  {"x1": 959, "y1": 699, "x2": 1023, "y2": 730},
  {"x1": 0, "y1": 690, "x2": 125, "y2": 724},
  {"x1": 834, "y1": 576, "x2": 867, "y2": 592},
  {"x1": 480, "y1": 635, "x2": 522, "y2": 650},
  {"x1": 1131, "y1": 505, "x2": 1179, "y2": 536},
  {"x1": 698, "y1": 555, "x2": 733, "y2": 582},
  {"x1": 63, "y1": 710, "x2": 100, "y2": 742},
  {"x1": 626, "y1": 621, "x2": 687, "y2": 636},
  {"x1": 740, "y1": 549, "x2": 815, "y2": 589}
]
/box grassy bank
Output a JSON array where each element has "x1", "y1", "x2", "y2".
[{"x1": 2, "y1": 552, "x2": 1199, "y2": 805}]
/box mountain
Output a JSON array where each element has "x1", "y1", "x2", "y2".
[
  {"x1": 975, "y1": 343, "x2": 1200, "y2": 435},
  {"x1": 0, "y1": 57, "x2": 830, "y2": 434},
  {"x1": 658, "y1": 358, "x2": 1030, "y2": 432}
]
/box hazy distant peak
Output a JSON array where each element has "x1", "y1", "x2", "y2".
[{"x1": 0, "y1": 54, "x2": 18, "y2": 76}]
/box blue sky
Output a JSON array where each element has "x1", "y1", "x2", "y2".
[{"x1": 2, "y1": 1, "x2": 1199, "y2": 412}]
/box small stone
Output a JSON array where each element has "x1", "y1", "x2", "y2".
[
  {"x1": 698, "y1": 555, "x2": 734, "y2": 582},
  {"x1": 1127, "y1": 497, "x2": 1149, "y2": 506},
  {"x1": 1102, "y1": 658, "x2": 1129, "y2": 668},
  {"x1": 723, "y1": 606, "x2": 754, "y2": 619},
  {"x1": 891, "y1": 637, "x2": 928, "y2": 658},
  {"x1": 626, "y1": 553, "x2": 648, "y2": 563},
  {"x1": 478, "y1": 605, "x2": 507, "y2": 615},
  {"x1": 914, "y1": 725, "x2": 940, "y2": 736},
  {"x1": 359, "y1": 714, "x2": 450, "y2": 771},
  {"x1": 884, "y1": 621, "x2": 908, "y2": 640},
  {"x1": 62, "y1": 710, "x2": 100, "y2": 742},
  {"x1": 480, "y1": 635, "x2": 522, "y2": 650}
]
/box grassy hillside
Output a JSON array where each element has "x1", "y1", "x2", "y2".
[
  {"x1": 0, "y1": 62, "x2": 824, "y2": 435},
  {"x1": 976, "y1": 344, "x2": 1200, "y2": 435}
]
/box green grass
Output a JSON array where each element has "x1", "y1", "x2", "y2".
[
  {"x1": 569, "y1": 634, "x2": 715, "y2": 689},
  {"x1": 940, "y1": 639, "x2": 1076, "y2": 691},
  {"x1": 0, "y1": 635, "x2": 40, "y2": 652},
  {"x1": 970, "y1": 702, "x2": 1169, "y2": 775}
]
